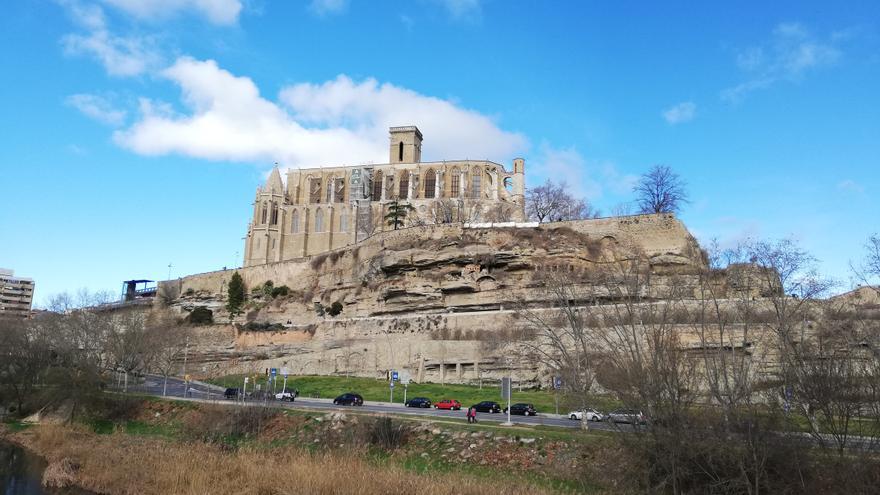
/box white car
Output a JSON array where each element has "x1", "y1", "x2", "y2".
[
  {"x1": 568, "y1": 408, "x2": 604, "y2": 421},
  {"x1": 274, "y1": 390, "x2": 296, "y2": 401}
]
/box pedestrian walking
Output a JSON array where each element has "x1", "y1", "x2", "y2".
[{"x1": 467, "y1": 406, "x2": 476, "y2": 424}]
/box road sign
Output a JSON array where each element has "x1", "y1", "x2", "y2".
[
  {"x1": 270, "y1": 368, "x2": 277, "y2": 379},
  {"x1": 391, "y1": 370, "x2": 399, "y2": 381},
  {"x1": 184, "y1": 374, "x2": 191, "y2": 381},
  {"x1": 553, "y1": 376, "x2": 563, "y2": 390},
  {"x1": 281, "y1": 367, "x2": 289, "y2": 377},
  {"x1": 399, "y1": 370, "x2": 411, "y2": 385},
  {"x1": 390, "y1": 381, "x2": 395, "y2": 388},
  {"x1": 244, "y1": 377, "x2": 249, "y2": 383},
  {"x1": 501, "y1": 377, "x2": 512, "y2": 400}
]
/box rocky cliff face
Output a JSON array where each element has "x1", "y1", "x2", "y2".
[{"x1": 162, "y1": 214, "x2": 712, "y2": 385}]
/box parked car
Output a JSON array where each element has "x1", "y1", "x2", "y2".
[
  {"x1": 333, "y1": 393, "x2": 364, "y2": 406},
  {"x1": 275, "y1": 390, "x2": 297, "y2": 401},
  {"x1": 568, "y1": 408, "x2": 604, "y2": 422},
  {"x1": 472, "y1": 401, "x2": 502, "y2": 413},
  {"x1": 223, "y1": 388, "x2": 240, "y2": 400},
  {"x1": 405, "y1": 397, "x2": 432, "y2": 408},
  {"x1": 434, "y1": 399, "x2": 462, "y2": 410},
  {"x1": 606, "y1": 409, "x2": 647, "y2": 424},
  {"x1": 504, "y1": 403, "x2": 538, "y2": 416}
]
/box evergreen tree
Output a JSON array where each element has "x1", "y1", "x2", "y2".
[
  {"x1": 226, "y1": 271, "x2": 246, "y2": 317},
  {"x1": 384, "y1": 200, "x2": 415, "y2": 230}
]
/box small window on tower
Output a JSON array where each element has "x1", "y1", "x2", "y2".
[{"x1": 398, "y1": 142, "x2": 404, "y2": 162}]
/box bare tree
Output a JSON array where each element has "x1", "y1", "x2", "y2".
[
  {"x1": 149, "y1": 313, "x2": 191, "y2": 396},
  {"x1": 526, "y1": 179, "x2": 599, "y2": 223},
  {"x1": 515, "y1": 266, "x2": 600, "y2": 429},
  {"x1": 633, "y1": 164, "x2": 689, "y2": 214}
]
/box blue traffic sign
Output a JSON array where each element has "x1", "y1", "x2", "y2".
[
  {"x1": 391, "y1": 371, "x2": 399, "y2": 381},
  {"x1": 270, "y1": 368, "x2": 277, "y2": 377}
]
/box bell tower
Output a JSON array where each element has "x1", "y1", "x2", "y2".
[{"x1": 389, "y1": 126, "x2": 422, "y2": 164}]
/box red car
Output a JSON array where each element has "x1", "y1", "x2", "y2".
[{"x1": 434, "y1": 399, "x2": 462, "y2": 410}]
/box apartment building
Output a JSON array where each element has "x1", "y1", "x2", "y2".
[{"x1": 0, "y1": 268, "x2": 35, "y2": 318}]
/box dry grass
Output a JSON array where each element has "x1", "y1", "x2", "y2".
[{"x1": 15, "y1": 425, "x2": 555, "y2": 495}]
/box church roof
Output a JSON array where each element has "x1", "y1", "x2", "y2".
[{"x1": 265, "y1": 166, "x2": 283, "y2": 194}]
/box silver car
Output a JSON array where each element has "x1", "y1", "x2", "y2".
[
  {"x1": 606, "y1": 408, "x2": 647, "y2": 424},
  {"x1": 568, "y1": 408, "x2": 604, "y2": 421}
]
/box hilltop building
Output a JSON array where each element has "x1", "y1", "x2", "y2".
[
  {"x1": 0, "y1": 268, "x2": 35, "y2": 318},
  {"x1": 243, "y1": 126, "x2": 526, "y2": 266}
]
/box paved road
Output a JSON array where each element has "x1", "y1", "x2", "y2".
[{"x1": 126, "y1": 375, "x2": 622, "y2": 432}]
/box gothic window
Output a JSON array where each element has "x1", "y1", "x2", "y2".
[
  {"x1": 326, "y1": 177, "x2": 334, "y2": 203},
  {"x1": 399, "y1": 172, "x2": 409, "y2": 199},
  {"x1": 340, "y1": 209, "x2": 348, "y2": 232},
  {"x1": 335, "y1": 178, "x2": 345, "y2": 203},
  {"x1": 315, "y1": 209, "x2": 324, "y2": 233},
  {"x1": 503, "y1": 177, "x2": 513, "y2": 192},
  {"x1": 398, "y1": 141, "x2": 404, "y2": 162},
  {"x1": 451, "y1": 168, "x2": 461, "y2": 197},
  {"x1": 424, "y1": 169, "x2": 436, "y2": 199},
  {"x1": 471, "y1": 169, "x2": 481, "y2": 198},
  {"x1": 261, "y1": 203, "x2": 268, "y2": 224},
  {"x1": 372, "y1": 171, "x2": 383, "y2": 200},
  {"x1": 291, "y1": 210, "x2": 300, "y2": 233},
  {"x1": 309, "y1": 178, "x2": 321, "y2": 204},
  {"x1": 271, "y1": 203, "x2": 279, "y2": 225}
]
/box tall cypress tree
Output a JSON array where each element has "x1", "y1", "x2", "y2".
[
  {"x1": 226, "y1": 271, "x2": 245, "y2": 317},
  {"x1": 384, "y1": 200, "x2": 415, "y2": 230}
]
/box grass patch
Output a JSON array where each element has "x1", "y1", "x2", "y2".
[
  {"x1": 3, "y1": 420, "x2": 33, "y2": 432},
  {"x1": 207, "y1": 374, "x2": 620, "y2": 414}
]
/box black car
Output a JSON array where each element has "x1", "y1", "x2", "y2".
[
  {"x1": 504, "y1": 403, "x2": 537, "y2": 416},
  {"x1": 223, "y1": 388, "x2": 240, "y2": 400},
  {"x1": 333, "y1": 393, "x2": 364, "y2": 406},
  {"x1": 405, "y1": 397, "x2": 432, "y2": 408},
  {"x1": 472, "y1": 401, "x2": 502, "y2": 413}
]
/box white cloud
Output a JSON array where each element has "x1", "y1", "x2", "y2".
[
  {"x1": 722, "y1": 22, "x2": 843, "y2": 102},
  {"x1": 837, "y1": 179, "x2": 865, "y2": 194},
  {"x1": 432, "y1": 0, "x2": 482, "y2": 20},
  {"x1": 99, "y1": 0, "x2": 243, "y2": 25},
  {"x1": 309, "y1": 0, "x2": 349, "y2": 16},
  {"x1": 59, "y1": 0, "x2": 161, "y2": 76},
  {"x1": 662, "y1": 101, "x2": 696, "y2": 125},
  {"x1": 529, "y1": 143, "x2": 637, "y2": 201},
  {"x1": 66, "y1": 93, "x2": 127, "y2": 125},
  {"x1": 114, "y1": 57, "x2": 527, "y2": 169}
]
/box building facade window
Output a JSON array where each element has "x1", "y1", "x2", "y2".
[
  {"x1": 424, "y1": 169, "x2": 436, "y2": 199},
  {"x1": 271, "y1": 203, "x2": 278, "y2": 225},
  {"x1": 315, "y1": 209, "x2": 324, "y2": 233},
  {"x1": 399, "y1": 172, "x2": 409, "y2": 199},
  {"x1": 309, "y1": 178, "x2": 321, "y2": 203},
  {"x1": 334, "y1": 178, "x2": 345, "y2": 203},
  {"x1": 471, "y1": 169, "x2": 481, "y2": 198},
  {"x1": 372, "y1": 171, "x2": 383, "y2": 200},
  {"x1": 326, "y1": 177, "x2": 334, "y2": 203},
  {"x1": 398, "y1": 141, "x2": 404, "y2": 161},
  {"x1": 451, "y1": 168, "x2": 460, "y2": 197},
  {"x1": 261, "y1": 203, "x2": 268, "y2": 224},
  {"x1": 291, "y1": 210, "x2": 299, "y2": 233}
]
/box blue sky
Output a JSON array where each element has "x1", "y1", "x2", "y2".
[{"x1": 1, "y1": 0, "x2": 878, "y2": 304}]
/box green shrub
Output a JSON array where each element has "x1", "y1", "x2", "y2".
[
  {"x1": 314, "y1": 302, "x2": 325, "y2": 317},
  {"x1": 270, "y1": 285, "x2": 290, "y2": 298},
  {"x1": 327, "y1": 301, "x2": 343, "y2": 317},
  {"x1": 187, "y1": 306, "x2": 213, "y2": 325}
]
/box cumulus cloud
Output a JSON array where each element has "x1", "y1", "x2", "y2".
[
  {"x1": 662, "y1": 101, "x2": 696, "y2": 125},
  {"x1": 433, "y1": 0, "x2": 482, "y2": 20},
  {"x1": 114, "y1": 57, "x2": 526, "y2": 169},
  {"x1": 309, "y1": 0, "x2": 349, "y2": 16},
  {"x1": 529, "y1": 143, "x2": 637, "y2": 201},
  {"x1": 100, "y1": 0, "x2": 243, "y2": 25},
  {"x1": 59, "y1": 0, "x2": 161, "y2": 76},
  {"x1": 722, "y1": 22, "x2": 843, "y2": 102},
  {"x1": 837, "y1": 179, "x2": 865, "y2": 194},
  {"x1": 66, "y1": 93, "x2": 127, "y2": 125}
]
